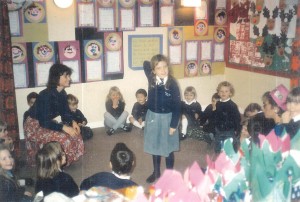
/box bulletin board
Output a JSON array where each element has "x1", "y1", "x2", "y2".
[{"x1": 128, "y1": 35, "x2": 163, "y2": 70}]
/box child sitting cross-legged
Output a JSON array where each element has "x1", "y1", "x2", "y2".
[{"x1": 128, "y1": 89, "x2": 148, "y2": 130}]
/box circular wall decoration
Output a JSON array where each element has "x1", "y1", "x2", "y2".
[
  {"x1": 119, "y1": 0, "x2": 136, "y2": 8},
  {"x1": 214, "y1": 27, "x2": 226, "y2": 43},
  {"x1": 169, "y1": 28, "x2": 183, "y2": 45},
  {"x1": 33, "y1": 42, "x2": 54, "y2": 62},
  {"x1": 215, "y1": 10, "x2": 227, "y2": 26},
  {"x1": 11, "y1": 43, "x2": 26, "y2": 63},
  {"x1": 97, "y1": 0, "x2": 115, "y2": 7},
  {"x1": 105, "y1": 33, "x2": 122, "y2": 51},
  {"x1": 85, "y1": 40, "x2": 102, "y2": 59},
  {"x1": 24, "y1": 3, "x2": 45, "y2": 23},
  {"x1": 185, "y1": 61, "x2": 198, "y2": 77},
  {"x1": 63, "y1": 45, "x2": 77, "y2": 59},
  {"x1": 199, "y1": 61, "x2": 212, "y2": 75},
  {"x1": 195, "y1": 20, "x2": 208, "y2": 36}
]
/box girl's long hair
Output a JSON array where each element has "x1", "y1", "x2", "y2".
[
  {"x1": 0, "y1": 144, "x2": 19, "y2": 187},
  {"x1": 36, "y1": 141, "x2": 64, "y2": 179},
  {"x1": 149, "y1": 54, "x2": 176, "y2": 90},
  {"x1": 105, "y1": 86, "x2": 125, "y2": 103}
]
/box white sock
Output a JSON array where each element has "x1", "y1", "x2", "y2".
[
  {"x1": 141, "y1": 121, "x2": 145, "y2": 127},
  {"x1": 133, "y1": 120, "x2": 143, "y2": 129},
  {"x1": 181, "y1": 118, "x2": 188, "y2": 134}
]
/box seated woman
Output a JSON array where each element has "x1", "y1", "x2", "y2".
[
  {"x1": 80, "y1": 142, "x2": 137, "y2": 190},
  {"x1": 24, "y1": 64, "x2": 84, "y2": 166}
]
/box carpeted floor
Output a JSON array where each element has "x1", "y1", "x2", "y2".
[{"x1": 17, "y1": 127, "x2": 215, "y2": 194}]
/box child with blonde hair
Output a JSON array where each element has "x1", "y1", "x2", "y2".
[
  {"x1": 179, "y1": 86, "x2": 202, "y2": 140},
  {"x1": 214, "y1": 81, "x2": 241, "y2": 153},
  {"x1": 35, "y1": 141, "x2": 79, "y2": 197},
  {"x1": 104, "y1": 86, "x2": 131, "y2": 135},
  {"x1": 0, "y1": 144, "x2": 33, "y2": 202}
]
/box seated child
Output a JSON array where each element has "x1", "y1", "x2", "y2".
[
  {"x1": 80, "y1": 142, "x2": 137, "y2": 190},
  {"x1": 179, "y1": 86, "x2": 202, "y2": 140},
  {"x1": 67, "y1": 94, "x2": 93, "y2": 141},
  {"x1": 201, "y1": 93, "x2": 220, "y2": 138},
  {"x1": 23, "y1": 92, "x2": 38, "y2": 125},
  {"x1": 104, "y1": 86, "x2": 131, "y2": 135},
  {"x1": 244, "y1": 102, "x2": 275, "y2": 135},
  {"x1": 0, "y1": 119, "x2": 14, "y2": 152},
  {"x1": 0, "y1": 144, "x2": 33, "y2": 202},
  {"x1": 128, "y1": 89, "x2": 148, "y2": 129},
  {"x1": 35, "y1": 141, "x2": 79, "y2": 197}
]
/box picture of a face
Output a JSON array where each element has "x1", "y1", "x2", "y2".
[
  {"x1": 12, "y1": 46, "x2": 24, "y2": 62},
  {"x1": 201, "y1": 62, "x2": 211, "y2": 74},
  {"x1": 105, "y1": 33, "x2": 121, "y2": 51},
  {"x1": 37, "y1": 45, "x2": 52, "y2": 59},
  {"x1": 87, "y1": 43, "x2": 100, "y2": 56},
  {"x1": 25, "y1": 3, "x2": 45, "y2": 23},
  {"x1": 185, "y1": 62, "x2": 198, "y2": 76},
  {"x1": 64, "y1": 45, "x2": 77, "y2": 59}
]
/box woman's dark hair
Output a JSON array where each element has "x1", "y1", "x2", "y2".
[
  {"x1": 47, "y1": 63, "x2": 72, "y2": 89},
  {"x1": 244, "y1": 103, "x2": 262, "y2": 117},
  {"x1": 110, "y1": 143, "x2": 134, "y2": 175},
  {"x1": 247, "y1": 115, "x2": 264, "y2": 145}
]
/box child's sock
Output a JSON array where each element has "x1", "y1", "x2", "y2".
[
  {"x1": 133, "y1": 120, "x2": 143, "y2": 129},
  {"x1": 181, "y1": 118, "x2": 188, "y2": 134}
]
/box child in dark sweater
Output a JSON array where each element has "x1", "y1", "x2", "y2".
[{"x1": 128, "y1": 89, "x2": 148, "y2": 129}]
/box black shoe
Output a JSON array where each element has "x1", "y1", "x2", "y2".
[
  {"x1": 146, "y1": 172, "x2": 160, "y2": 184},
  {"x1": 122, "y1": 125, "x2": 131, "y2": 132},
  {"x1": 25, "y1": 178, "x2": 34, "y2": 186},
  {"x1": 179, "y1": 133, "x2": 187, "y2": 140},
  {"x1": 106, "y1": 128, "x2": 115, "y2": 136}
]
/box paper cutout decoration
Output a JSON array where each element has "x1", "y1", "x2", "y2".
[
  {"x1": 105, "y1": 32, "x2": 122, "y2": 51},
  {"x1": 33, "y1": 42, "x2": 54, "y2": 62},
  {"x1": 12, "y1": 43, "x2": 26, "y2": 63},
  {"x1": 214, "y1": 27, "x2": 226, "y2": 43},
  {"x1": 169, "y1": 27, "x2": 183, "y2": 45},
  {"x1": 185, "y1": 61, "x2": 198, "y2": 77},
  {"x1": 24, "y1": 2, "x2": 46, "y2": 23},
  {"x1": 199, "y1": 61, "x2": 212, "y2": 75},
  {"x1": 215, "y1": 9, "x2": 227, "y2": 26},
  {"x1": 97, "y1": 0, "x2": 115, "y2": 7},
  {"x1": 194, "y1": 19, "x2": 208, "y2": 36}
]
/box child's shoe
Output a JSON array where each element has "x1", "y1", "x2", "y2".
[
  {"x1": 106, "y1": 128, "x2": 115, "y2": 136},
  {"x1": 146, "y1": 172, "x2": 160, "y2": 183},
  {"x1": 179, "y1": 133, "x2": 187, "y2": 140},
  {"x1": 122, "y1": 125, "x2": 131, "y2": 132}
]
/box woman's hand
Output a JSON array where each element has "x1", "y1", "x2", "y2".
[
  {"x1": 72, "y1": 121, "x2": 81, "y2": 134},
  {"x1": 169, "y1": 128, "x2": 176, "y2": 135},
  {"x1": 62, "y1": 125, "x2": 79, "y2": 137}
]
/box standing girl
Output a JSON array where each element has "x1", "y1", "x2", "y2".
[
  {"x1": 104, "y1": 86, "x2": 131, "y2": 135},
  {"x1": 35, "y1": 141, "x2": 79, "y2": 198},
  {"x1": 143, "y1": 54, "x2": 181, "y2": 183},
  {"x1": 0, "y1": 144, "x2": 33, "y2": 202}
]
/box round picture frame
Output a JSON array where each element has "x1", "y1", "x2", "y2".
[
  {"x1": 85, "y1": 40, "x2": 103, "y2": 59},
  {"x1": 199, "y1": 61, "x2": 212, "y2": 75},
  {"x1": 105, "y1": 33, "x2": 122, "y2": 51},
  {"x1": 169, "y1": 28, "x2": 183, "y2": 45},
  {"x1": 214, "y1": 27, "x2": 226, "y2": 43},
  {"x1": 24, "y1": 3, "x2": 45, "y2": 23},
  {"x1": 119, "y1": 0, "x2": 135, "y2": 8},
  {"x1": 215, "y1": 10, "x2": 227, "y2": 26},
  {"x1": 33, "y1": 42, "x2": 54, "y2": 62},
  {"x1": 185, "y1": 61, "x2": 198, "y2": 77},
  {"x1": 12, "y1": 43, "x2": 27, "y2": 63},
  {"x1": 63, "y1": 45, "x2": 77, "y2": 59},
  {"x1": 195, "y1": 20, "x2": 208, "y2": 36}
]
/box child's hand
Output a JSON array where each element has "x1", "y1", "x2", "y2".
[
  {"x1": 169, "y1": 128, "x2": 176, "y2": 135},
  {"x1": 24, "y1": 191, "x2": 32, "y2": 197},
  {"x1": 138, "y1": 118, "x2": 143, "y2": 124}
]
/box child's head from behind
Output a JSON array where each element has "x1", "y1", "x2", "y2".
[
  {"x1": 184, "y1": 86, "x2": 197, "y2": 103},
  {"x1": 27, "y1": 92, "x2": 38, "y2": 107},
  {"x1": 110, "y1": 143, "x2": 134, "y2": 175},
  {"x1": 286, "y1": 86, "x2": 300, "y2": 117},
  {"x1": 67, "y1": 94, "x2": 79, "y2": 112},
  {"x1": 135, "y1": 89, "x2": 147, "y2": 105},
  {"x1": 150, "y1": 54, "x2": 170, "y2": 79},
  {"x1": 107, "y1": 86, "x2": 124, "y2": 102},
  {"x1": 217, "y1": 81, "x2": 235, "y2": 101},
  {"x1": 0, "y1": 120, "x2": 8, "y2": 139},
  {"x1": 244, "y1": 103, "x2": 262, "y2": 118},
  {"x1": 0, "y1": 144, "x2": 14, "y2": 172},
  {"x1": 36, "y1": 141, "x2": 66, "y2": 179},
  {"x1": 211, "y1": 93, "x2": 220, "y2": 105}
]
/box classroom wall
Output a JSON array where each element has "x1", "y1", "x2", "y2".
[{"x1": 14, "y1": 0, "x2": 290, "y2": 139}]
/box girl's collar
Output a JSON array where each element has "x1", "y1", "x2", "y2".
[
  {"x1": 293, "y1": 114, "x2": 300, "y2": 122},
  {"x1": 184, "y1": 99, "x2": 196, "y2": 105},
  {"x1": 156, "y1": 76, "x2": 168, "y2": 85},
  {"x1": 220, "y1": 98, "x2": 231, "y2": 102},
  {"x1": 112, "y1": 171, "x2": 130, "y2": 180}
]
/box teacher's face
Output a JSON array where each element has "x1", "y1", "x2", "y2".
[{"x1": 58, "y1": 72, "x2": 71, "y2": 88}]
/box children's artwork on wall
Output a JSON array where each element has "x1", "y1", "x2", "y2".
[
  {"x1": 290, "y1": 2, "x2": 300, "y2": 79},
  {"x1": 8, "y1": 10, "x2": 23, "y2": 36},
  {"x1": 199, "y1": 60, "x2": 212, "y2": 75},
  {"x1": 194, "y1": 0, "x2": 209, "y2": 36},
  {"x1": 214, "y1": 27, "x2": 226, "y2": 43},
  {"x1": 77, "y1": 1, "x2": 96, "y2": 27},
  {"x1": 83, "y1": 39, "x2": 104, "y2": 82},
  {"x1": 215, "y1": 9, "x2": 227, "y2": 26},
  {"x1": 159, "y1": 0, "x2": 175, "y2": 27},
  {"x1": 168, "y1": 27, "x2": 183, "y2": 65},
  {"x1": 185, "y1": 61, "x2": 198, "y2": 77},
  {"x1": 24, "y1": 1, "x2": 46, "y2": 23},
  {"x1": 97, "y1": 0, "x2": 116, "y2": 31},
  {"x1": 138, "y1": 0, "x2": 156, "y2": 27},
  {"x1": 200, "y1": 40, "x2": 212, "y2": 61},
  {"x1": 12, "y1": 43, "x2": 29, "y2": 88},
  {"x1": 32, "y1": 41, "x2": 56, "y2": 87},
  {"x1": 58, "y1": 41, "x2": 82, "y2": 83},
  {"x1": 118, "y1": 0, "x2": 136, "y2": 31},
  {"x1": 227, "y1": 0, "x2": 299, "y2": 78},
  {"x1": 104, "y1": 32, "x2": 123, "y2": 75},
  {"x1": 214, "y1": 42, "x2": 225, "y2": 62},
  {"x1": 194, "y1": 20, "x2": 208, "y2": 36}
]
